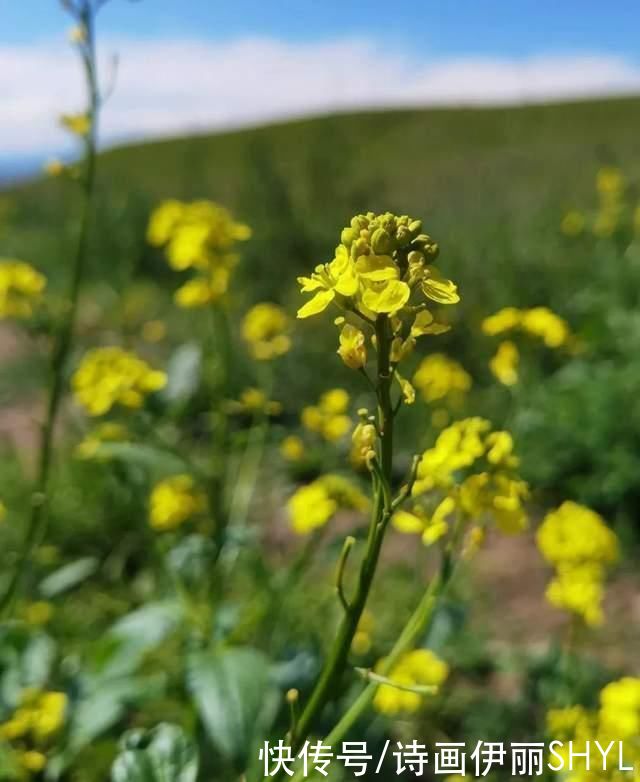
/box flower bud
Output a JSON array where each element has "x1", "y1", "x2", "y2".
[
  {"x1": 371, "y1": 227, "x2": 392, "y2": 254},
  {"x1": 341, "y1": 227, "x2": 357, "y2": 246},
  {"x1": 408, "y1": 219, "x2": 422, "y2": 238}
]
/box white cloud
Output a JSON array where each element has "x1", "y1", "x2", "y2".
[{"x1": 1, "y1": 36, "x2": 640, "y2": 155}]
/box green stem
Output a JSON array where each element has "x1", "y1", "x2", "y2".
[
  {"x1": 290, "y1": 565, "x2": 451, "y2": 782},
  {"x1": 0, "y1": 2, "x2": 100, "y2": 618},
  {"x1": 286, "y1": 315, "x2": 395, "y2": 754}
]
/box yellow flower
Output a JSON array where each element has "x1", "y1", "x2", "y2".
[
  {"x1": 60, "y1": 112, "x2": 91, "y2": 137},
  {"x1": 68, "y1": 24, "x2": 87, "y2": 44},
  {"x1": 301, "y1": 389, "x2": 351, "y2": 442},
  {"x1": 20, "y1": 750, "x2": 47, "y2": 773},
  {"x1": 287, "y1": 474, "x2": 368, "y2": 535},
  {"x1": 0, "y1": 260, "x2": 46, "y2": 319},
  {"x1": 599, "y1": 678, "x2": 640, "y2": 739},
  {"x1": 537, "y1": 501, "x2": 618, "y2": 626},
  {"x1": 148, "y1": 199, "x2": 250, "y2": 307},
  {"x1": 241, "y1": 302, "x2": 291, "y2": 360},
  {"x1": 72, "y1": 347, "x2": 166, "y2": 416},
  {"x1": 337, "y1": 323, "x2": 367, "y2": 369},
  {"x1": 560, "y1": 210, "x2": 585, "y2": 236},
  {"x1": 392, "y1": 499, "x2": 452, "y2": 545},
  {"x1": 373, "y1": 649, "x2": 449, "y2": 715},
  {"x1": 520, "y1": 307, "x2": 569, "y2": 348},
  {"x1": 546, "y1": 564, "x2": 606, "y2": 627},
  {"x1": 280, "y1": 435, "x2": 305, "y2": 462},
  {"x1": 489, "y1": 340, "x2": 519, "y2": 386},
  {"x1": 0, "y1": 499, "x2": 5, "y2": 524},
  {"x1": 596, "y1": 166, "x2": 624, "y2": 197},
  {"x1": 75, "y1": 422, "x2": 129, "y2": 459},
  {"x1": 149, "y1": 474, "x2": 206, "y2": 532},
  {"x1": 412, "y1": 354, "x2": 471, "y2": 403},
  {"x1": 287, "y1": 481, "x2": 337, "y2": 535},
  {"x1": 537, "y1": 501, "x2": 618, "y2": 569},
  {"x1": 228, "y1": 387, "x2": 282, "y2": 416},
  {"x1": 482, "y1": 307, "x2": 521, "y2": 336},
  {"x1": 44, "y1": 158, "x2": 65, "y2": 177},
  {"x1": 297, "y1": 244, "x2": 359, "y2": 318},
  {"x1": 297, "y1": 212, "x2": 458, "y2": 321},
  {"x1": 350, "y1": 421, "x2": 376, "y2": 467}
]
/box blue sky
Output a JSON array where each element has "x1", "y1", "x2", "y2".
[
  {"x1": 2, "y1": 1, "x2": 640, "y2": 161},
  {"x1": 5, "y1": 0, "x2": 640, "y2": 61}
]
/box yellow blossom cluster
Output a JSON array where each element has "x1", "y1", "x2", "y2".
[
  {"x1": 301, "y1": 388, "x2": 351, "y2": 443},
  {"x1": 489, "y1": 340, "x2": 519, "y2": 386},
  {"x1": 350, "y1": 420, "x2": 377, "y2": 468},
  {"x1": 412, "y1": 353, "x2": 471, "y2": 404},
  {"x1": 149, "y1": 474, "x2": 207, "y2": 532},
  {"x1": 59, "y1": 112, "x2": 91, "y2": 137},
  {"x1": 147, "y1": 199, "x2": 251, "y2": 308},
  {"x1": 373, "y1": 649, "x2": 449, "y2": 715},
  {"x1": 0, "y1": 260, "x2": 46, "y2": 319},
  {"x1": 561, "y1": 167, "x2": 639, "y2": 240},
  {"x1": 0, "y1": 689, "x2": 67, "y2": 776},
  {"x1": 287, "y1": 473, "x2": 368, "y2": 535},
  {"x1": 297, "y1": 212, "x2": 457, "y2": 372},
  {"x1": 280, "y1": 435, "x2": 305, "y2": 463},
  {"x1": 241, "y1": 302, "x2": 291, "y2": 360},
  {"x1": 72, "y1": 347, "x2": 167, "y2": 416},
  {"x1": 75, "y1": 422, "x2": 129, "y2": 460},
  {"x1": 226, "y1": 387, "x2": 282, "y2": 416},
  {"x1": 536, "y1": 501, "x2": 618, "y2": 626},
  {"x1": 483, "y1": 306, "x2": 570, "y2": 348},
  {"x1": 393, "y1": 419, "x2": 528, "y2": 547},
  {"x1": 545, "y1": 677, "x2": 640, "y2": 782}
]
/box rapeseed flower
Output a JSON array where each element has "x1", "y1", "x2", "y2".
[
  {"x1": 227, "y1": 387, "x2": 282, "y2": 416},
  {"x1": 489, "y1": 340, "x2": 519, "y2": 386},
  {"x1": 483, "y1": 306, "x2": 570, "y2": 349},
  {"x1": 149, "y1": 474, "x2": 207, "y2": 532},
  {"x1": 60, "y1": 112, "x2": 91, "y2": 137},
  {"x1": 537, "y1": 501, "x2": 618, "y2": 626},
  {"x1": 373, "y1": 649, "x2": 449, "y2": 715},
  {"x1": 75, "y1": 422, "x2": 129, "y2": 459},
  {"x1": 0, "y1": 260, "x2": 46, "y2": 319},
  {"x1": 296, "y1": 213, "x2": 458, "y2": 364},
  {"x1": 560, "y1": 210, "x2": 585, "y2": 236},
  {"x1": 287, "y1": 474, "x2": 368, "y2": 535},
  {"x1": 72, "y1": 347, "x2": 167, "y2": 416},
  {"x1": 301, "y1": 389, "x2": 351, "y2": 443},
  {"x1": 280, "y1": 435, "x2": 305, "y2": 462},
  {"x1": 241, "y1": 302, "x2": 291, "y2": 360},
  {"x1": 147, "y1": 199, "x2": 250, "y2": 308},
  {"x1": 412, "y1": 353, "x2": 471, "y2": 403}
]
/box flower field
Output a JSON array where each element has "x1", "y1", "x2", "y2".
[{"x1": 1, "y1": 3, "x2": 640, "y2": 781}]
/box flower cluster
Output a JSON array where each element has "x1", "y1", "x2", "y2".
[
  {"x1": 241, "y1": 302, "x2": 291, "y2": 361},
  {"x1": 297, "y1": 212, "x2": 458, "y2": 374},
  {"x1": 0, "y1": 689, "x2": 67, "y2": 776},
  {"x1": 301, "y1": 388, "x2": 352, "y2": 443},
  {"x1": 147, "y1": 199, "x2": 250, "y2": 308},
  {"x1": 489, "y1": 340, "x2": 519, "y2": 386},
  {"x1": 149, "y1": 474, "x2": 207, "y2": 532},
  {"x1": 545, "y1": 677, "x2": 640, "y2": 782},
  {"x1": 561, "y1": 166, "x2": 637, "y2": 240},
  {"x1": 373, "y1": 649, "x2": 449, "y2": 715},
  {"x1": 0, "y1": 260, "x2": 46, "y2": 320},
  {"x1": 59, "y1": 112, "x2": 91, "y2": 137},
  {"x1": 536, "y1": 501, "x2": 618, "y2": 626},
  {"x1": 226, "y1": 387, "x2": 282, "y2": 417},
  {"x1": 393, "y1": 419, "x2": 528, "y2": 547},
  {"x1": 483, "y1": 306, "x2": 571, "y2": 348},
  {"x1": 287, "y1": 473, "x2": 368, "y2": 535},
  {"x1": 75, "y1": 422, "x2": 129, "y2": 460},
  {"x1": 72, "y1": 347, "x2": 167, "y2": 416},
  {"x1": 412, "y1": 353, "x2": 471, "y2": 404}
]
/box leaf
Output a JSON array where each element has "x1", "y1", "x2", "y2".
[
  {"x1": 187, "y1": 647, "x2": 277, "y2": 771},
  {"x1": 111, "y1": 724, "x2": 198, "y2": 782},
  {"x1": 39, "y1": 557, "x2": 99, "y2": 598},
  {"x1": 162, "y1": 343, "x2": 202, "y2": 403}
]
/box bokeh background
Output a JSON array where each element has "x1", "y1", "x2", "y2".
[{"x1": 1, "y1": 2, "x2": 640, "y2": 780}]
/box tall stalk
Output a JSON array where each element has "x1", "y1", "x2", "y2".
[
  {"x1": 0, "y1": 0, "x2": 103, "y2": 617},
  {"x1": 288, "y1": 315, "x2": 395, "y2": 752}
]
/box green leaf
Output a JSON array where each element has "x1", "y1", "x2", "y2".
[
  {"x1": 187, "y1": 647, "x2": 278, "y2": 771},
  {"x1": 111, "y1": 724, "x2": 198, "y2": 782},
  {"x1": 39, "y1": 557, "x2": 99, "y2": 598}
]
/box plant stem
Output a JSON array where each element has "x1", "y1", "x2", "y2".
[
  {"x1": 0, "y1": 2, "x2": 99, "y2": 618},
  {"x1": 287, "y1": 315, "x2": 395, "y2": 754}
]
